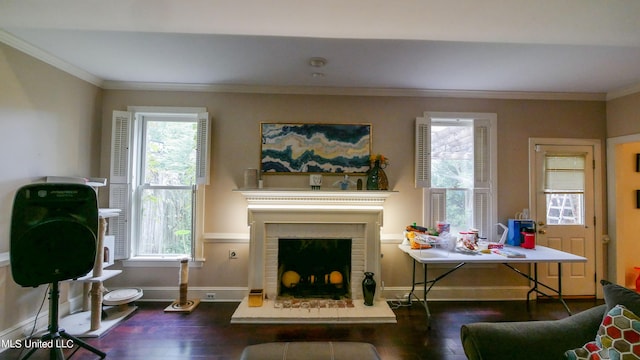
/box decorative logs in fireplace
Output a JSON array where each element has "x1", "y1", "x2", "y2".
[{"x1": 278, "y1": 267, "x2": 350, "y2": 299}]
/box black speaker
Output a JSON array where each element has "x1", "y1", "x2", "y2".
[{"x1": 11, "y1": 183, "x2": 98, "y2": 287}]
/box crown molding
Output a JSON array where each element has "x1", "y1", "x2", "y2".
[
  {"x1": 1, "y1": 29, "x2": 607, "y2": 101},
  {"x1": 606, "y1": 82, "x2": 640, "y2": 101},
  {"x1": 102, "y1": 80, "x2": 606, "y2": 101},
  {"x1": 0, "y1": 29, "x2": 103, "y2": 87}
]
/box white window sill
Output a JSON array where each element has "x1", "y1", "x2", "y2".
[{"x1": 122, "y1": 257, "x2": 204, "y2": 268}]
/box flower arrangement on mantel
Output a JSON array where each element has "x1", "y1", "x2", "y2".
[
  {"x1": 367, "y1": 154, "x2": 389, "y2": 190},
  {"x1": 370, "y1": 154, "x2": 389, "y2": 168}
]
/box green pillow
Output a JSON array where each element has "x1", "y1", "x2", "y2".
[{"x1": 600, "y1": 279, "x2": 640, "y2": 316}]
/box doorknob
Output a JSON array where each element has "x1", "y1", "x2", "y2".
[
  {"x1": 538, "y1": 221, "x2": 545, "y2": 226},
  {"x1": 538, "y1": 229, "x2": 546, "y2": 235}
]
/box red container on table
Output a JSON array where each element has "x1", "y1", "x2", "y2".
[{"x1": 520, "y1": 229, "x2": 536, "y2": 249}]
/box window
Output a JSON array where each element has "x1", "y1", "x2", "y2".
[
  {"x1": 109, "y1": 107, "x2": 210, "y2": 260},
  {"x1": 543, "y1": 154, "x2": 585, "y2": 225},
  {"x1": 415, "y1": 112, "x2": 497, "y2": 239}
]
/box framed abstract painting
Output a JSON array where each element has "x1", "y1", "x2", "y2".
[{"x1": 260, "y1": 123, "x2": 371, "y2": 174}]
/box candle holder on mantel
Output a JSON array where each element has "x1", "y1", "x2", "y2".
[{"x1": 310, "y1": 174, "x2": 323, "y2": 190}]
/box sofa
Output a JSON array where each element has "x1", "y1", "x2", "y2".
[{"x1": 460, "y1": 280, "x2": 640, "y2": 360}]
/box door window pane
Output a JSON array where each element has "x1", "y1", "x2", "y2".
[
  {"x1": 544, "y1": 154, "x2": 585, "y2": 225},
  {"x1": 544, "y1": 155, "x2": 585, "y2": 191},
  {"x1": 545, "y1": 193, "x2": 584, "y2": 225}
]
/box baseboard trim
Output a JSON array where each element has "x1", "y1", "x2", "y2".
[
  {"x1": 0, "y1": 312, "x2": 50, "y2": 353},
  {"x1": 98, "y1": 285, "x2": 534, "y2": 303},
  {"x1": 125, "y1": 286, "x2": 250, "y2": 302}
]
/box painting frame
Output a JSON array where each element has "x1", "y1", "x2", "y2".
[{"x1": 260, "y1": 123, "x2": 372, "y2": 174}]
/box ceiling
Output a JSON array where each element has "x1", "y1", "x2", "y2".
[{"x1": 2, "y1": 0, "x2": 640, "y2": 99}]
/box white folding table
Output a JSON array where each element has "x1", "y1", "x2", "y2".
[{"x1": 398, "y1": 244, "x2": 587, "y2": 327}]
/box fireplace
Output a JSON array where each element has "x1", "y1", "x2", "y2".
[
  {"x1": 233, "y1": 189, "x2": 396, "y2": 323},
  {"x1": 237, "y1": 189, "x2": 394, "y2": 301}
]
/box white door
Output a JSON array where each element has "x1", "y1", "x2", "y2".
[{"x1": 532, "y1": 144, "x2": 596, "y2": 296}]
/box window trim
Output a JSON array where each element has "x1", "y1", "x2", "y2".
[
  {"x1": 134, "y1": 114, "x2": 199, "y2": 258},
  {"x1": 415, "y1": 111, "x2": 498, "y2": 239}
]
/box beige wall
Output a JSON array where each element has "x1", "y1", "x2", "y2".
[
  {"x1": 607, "y1": 92, "x2": 640, "y2": 137},
  {"x1": 99, "y1": 91, "x2": 607, "y2": 298},
  {"x1": 0, "y1": 43, "x2": 102, "y2": 336}
]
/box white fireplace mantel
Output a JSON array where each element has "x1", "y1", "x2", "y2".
[
  {"x1": 235, "y1": 188, "x2": 396, "y2": 208},
  {"x1": 236, "y1": 188, "x2": 396, "y2": 299}
]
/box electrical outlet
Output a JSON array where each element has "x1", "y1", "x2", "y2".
[
  {"x1": 229, "y1": 249, "x2": 238, "y2": 259},
  {"x1": 206, "y1": 293, "x2": 216, "y2": 299}
]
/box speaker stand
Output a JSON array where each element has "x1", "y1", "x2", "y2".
[{"x1": 20, "y1": 282, "x2": 106, "y2": 360}]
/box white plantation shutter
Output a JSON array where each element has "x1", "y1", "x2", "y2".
[
  {"x1": 473, "y1": 116, "x2": 496, "y2": 238},
  {"x1": 426, "y1": 188, "x2": 446, "y2": 226},
  {"x1": 108, "y1": 183, "x2": 131, "y2": 259},
  {"x1": 473, "y1": 189, "x2": 490, "y2": 239},
  {"x1": 415, "y1": 116, "x2": 431, "y2": 188},
  {"x1": 196, "y1": 112, "x2": 211, "y2": 185},
  {"x1": 109, "y1": 111, "x2": 133, "y2": 259},
  {"x1": 474, "y1": 119, "x2": 491, "y2": 189},
  {"x1": 110, "y1": 111, "x2": 132, "y2": 184}
]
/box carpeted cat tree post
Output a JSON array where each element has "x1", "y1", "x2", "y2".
[{"x1": 165, "y1": 258, "x2": 200, "y2": 312}]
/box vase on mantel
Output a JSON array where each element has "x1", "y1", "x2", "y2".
[
  {"x1": 362, "y1": 272, "x2": 376, "y2": 306},
  {"x1": 366, "y1": 160, "x2": 389, "y2": 190}
]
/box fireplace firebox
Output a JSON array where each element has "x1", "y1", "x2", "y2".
[{"x1": 278, "y1": 238, "x2": 352, "y2": 299}]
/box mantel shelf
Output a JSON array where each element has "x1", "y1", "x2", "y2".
[{"x1": 234, "y1": 188, "x2": 397, "y2": 208}]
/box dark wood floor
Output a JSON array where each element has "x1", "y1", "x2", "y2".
[{"x1": 0, "y1": 298, "x2": 602, "y2": 360}]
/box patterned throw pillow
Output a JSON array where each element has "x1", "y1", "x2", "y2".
[
  {"x1": 565, "y1": 305, "x2": 640, "y2": 360},
  {"x1": 596, "y1": 304, "x2": 640, "y2": 359},
  {"x1": 564, "y1": 341, "x2": 607, "y2": 359}
]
